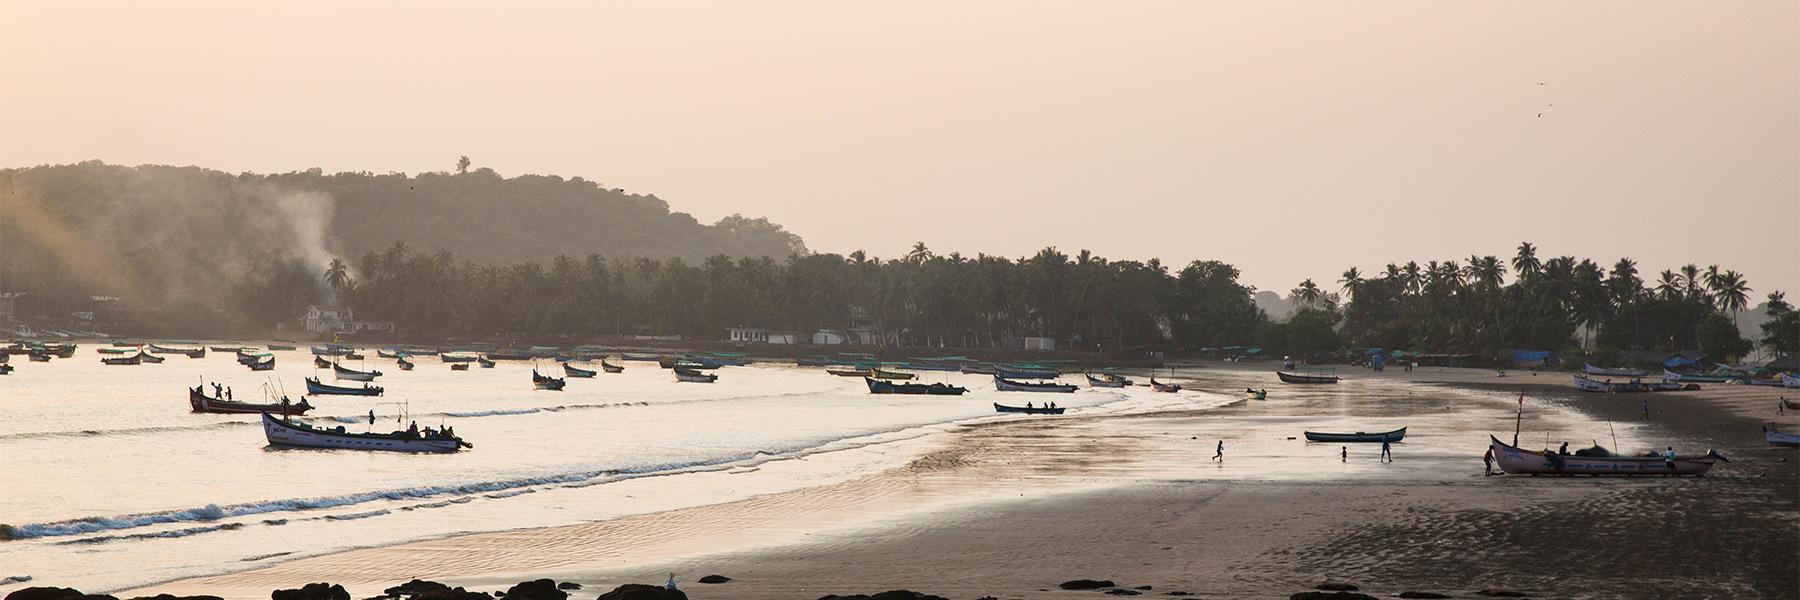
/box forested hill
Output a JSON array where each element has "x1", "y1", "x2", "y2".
[{"x1": 0, "y1": 161, "x2": 805, "y2": 329}]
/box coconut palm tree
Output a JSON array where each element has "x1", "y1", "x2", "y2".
[
  {"x1": 1679, "y1": 264, "x2": 1703, "y2": 302},
  {"x1": 1291, "y1": 278, "x2": 1324, "y2": 308},
  {"x1": 1339, "y1": 267, "x2": 1363, "y2": 300},
  {"x1": 1654, "y1": 270, "x2": 1681, "y2": 300},
  {"x1": 1715, "y1": 270, "x2": 1752, "y2": 324},
  {"x1": 323, "y1": 258, "x2": 351, "y2": 303},
  {"x1": 1512, "y1": 242, "x2": 1541, "y2": 282}
]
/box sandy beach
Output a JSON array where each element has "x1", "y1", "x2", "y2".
[{"x1": 115, "y1": 363, "x2": 1798, "y2": 600}]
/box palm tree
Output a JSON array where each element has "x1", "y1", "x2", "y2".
[
  {"x1": 1291, "y1": 278, "x2": 1324, "y2": 308},
  {"x1": 324, "y1": 258, "x2": 350, "y2": 294},
  {"x1": 1714, "y1": 270, "x2": 1752, "y2": 323},
  {"x1": 1339, "y1": 267, "x2": 1363, "y2": 300},
  {"x1": 1679, "y1": 264, "x2": 1703, "y2": 302},
  {"x1": 1512, "y1": 242, "x2": 1541, "y2": 282},
  {"x1": 1607, "y1": 258, "x2": 1641, "y2": 304},
  {"x1": 1654, "y1": 270, "x2": 1681, "y2": 300},
  {"x1": 1401, "y1": 261, "x2": 1423, "y2": 295}
]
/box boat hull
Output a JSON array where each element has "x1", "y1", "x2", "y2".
[
  {"x1": 1488, "y1": 435, "x2": 1722, "y2": 476},
  {"x1": 1085, "y1": 374, "x2": 1132, "y2": 388},
  {"x1": 1583, "y1": 364, "x2": 1649, "y2": 377},
  {"x1": 304, "y1": 377, "x2": 383, "y2": 396},
  {"x1": 563, "y1": 363, "x2": 597, "y2": 378},
  {"x1": 262, "y1": 413, "x2": 463, "y2": 452},
  {"x1": 1765, "y1": 426, "x2": 1800, "y2": 447},
  {"x1": 994, "y1": 375, "x2": 1077, "y2": 393},
  {"x1": 1573, "y1": 374, "x2": 1689, "y2": 393},
  {"x1": 1304, "y1": 427, "x2": 1406, "y2": 443},
  {"x1": 1277, "y1": 370, "x2": 1340, "y2": 384},
  {"x1": 865, "y1": 377, "x2": 968, "y2": 395},
  {"x1": 190, "y1": 387, "x2": 310, "y2": 415}
]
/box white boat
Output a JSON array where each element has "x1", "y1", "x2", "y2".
[
  {"x1": 1764, "y1": 425, "x2": 1800, "y2": 447},
  {"x1": 1572, "y1": 374, "x2": 1687, "y2": 393},
  {"x1": 1583, "y1": 364, "x2": 1648, "y2": 377},
  {"x1": 262, "y1": 413, "x2": 468, "y2": 452},
  {"x1": 1783, "y1": 373, "x2": 1800, "y2": 388},
  {"x1": 1488, "y1": 435, "x2": 1725, "y2": 476}
]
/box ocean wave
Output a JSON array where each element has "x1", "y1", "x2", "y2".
[{"x1": 0, "y1": 421, "x2": 255, "y2": 442}]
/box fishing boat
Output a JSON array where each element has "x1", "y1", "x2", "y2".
[
  {"x1": 97, "y1": 347, "x2": 136, "y2": 355},
  {"x1": 209, "y1": 345, "x2": 243, "y2": 353},
  {"x1": 1746, "y1": 377, "x2": 1786, "y2": 387},
  {"x1": 796, "y1": 357, "x2": 832, "y2": 367},
  {"x1": 865, "y1": 377, "x2": 969, "y2": 395},
  {"x1": 1085, "y1": 373, "x2": 1132, "y2": 388},
  {"x1": 1245, "y1": 388, "x2": 1267, "y2": 400},
  {"x1": 673, "y1": 367, "x2": 718, "y2": 383},
  {"x1": 313, "y1": 356, "x2": 333, "y2": 369},
  {"x1": 532, "y1": 369, "x2": 567, "y2": 390},
  {"x1": 1764, "y1": 425, "x2": 1800, "y2": 447},
  {"x1": 1583, "y1": 364, "x2": 1649, "y2": 377},
  {"x1": 869, "y1": 368, "x2": 916, "y2": 380},
  {"x1": 148, "y1": 344, "x2": 194, "y2": 354},
  {"x1": 827, "y1": 368, "x2": 870, "y2": 377},
  {"x1": 304, "y1": 377, "x2": 383, "y2": 396},
  {"x1": 1661, "y1": 369, "x2": 1741, "y2": 384},
  {"x1": 102, "y1": 353, "x2": 142, "y2": 366},
  {"x1": 190, "y1": 386, "x2": 311, "y2": 415},
  {"x1": 1150, "y1": 378, "x2": 1182, "y2": 393},
  {"x1": 620, "y1": 353, "x2": 660, "y2": 362},
  {"x1": 332, "y1": 362, "x2": 383, "y2": 381},
  {"x1": 959, "y1": 364, "x2": 998, "y2": 375},
  {"x1": 396, "y1": 357, "x2": 415, "y2": 371},
  {"x1": 0, "y1": 364, "x2": 12, "y2": 375},
  {"x1": 993, "y1": 402, "x2": 1065, "y2": 415},
  {"x1": 601, "y1": 360, "x2": 625, "y2": 373},
  {"x1": 1572, "y1": 374, "x2": 1690, "y2": 393},
  {"x1": 267, "y1": 344, "x2": 298, "y2": 351},
  {"x1": 1304, "y1": 427, "x2": 1407, "y2": 443},
  {"x1": 564, "y1": 362, "x2": 598, "y2": 378},
  {"x1": 487, "y1": 351, "x2": 531, "y2": 361},
  {"x1": 1487, "y1": 435, "x2": 1725, "y2": 476},
  {"x1": 441, "y1": 353, "x2": 478, "y2": 363},
  {"x1": 345, "y1": 352, "x2": 366, "y2": 361},
  {"x1": 1276, "y1": 370, "x2": 1340, "y2": 384},
  {"x1": 27, "y1": 352, "x2": 50, "y2": 362},
  {"x1": 247, "y1": 355, "x2": 276, "y2": 371},
  {"x1": 450, "y1": 363, "x2": 470, "y2": 371},
  {"x1": 994, "y1": 374, "x2": 1077, "y2": 393},
  {"x1": 377, "y1": 349, "x2": 403, "y2": 359},
  {"x1": 1782, "y1": 373, "x2": 1800, "y2": 388},
  {"x1": 477, "y1": 356, "x2": 497, "y2": 369},
  {"x1": 997, "y1": 367, "x2": 1060, "y2": 379},
  {"x1": 310, "y1": 345, "x2": 353, "y2": 356},
  {"x1": 262, "y1": 412, "x2": 469, "y2": 453},
  {"x1": 136, "y1": 352, "x2": 165, "y2": 364},
  {"x1": 236, "y1": 350, "x2": 268, "y2": 364}
]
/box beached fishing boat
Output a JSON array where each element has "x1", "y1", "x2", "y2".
[
  {"x1": 27, "y1": 352, "x2": 51, "y2": 362},
  {"x1": 993, "y1": 402, "x2": 1065, "y2": 415},
  {"x1": 1245, "y1": 388, "x2": 1267, "y2": 400},
  {"x1": 313, "y1": 355, "x2": 333, "y2": 369},
  {"x1": 673, "y1": 367, "x2": 718, "y2": 383},
  {"x1": 1572, "y1": 374, "x2": 1690, "y2": 393},
  {"x1": 246, "y1": 356, "x2": 276, "y2": 371},
  {"x1": 796, "y1": 357, "x2": 832, "y2": 367},
  {"x1": 440, "y1": 353, "x2": 478, "y2": 363},
  {"x1": 1783, "y1": 373, "x2": 1800, "y2": 388},
  {"x1": 601, "y1": 360, "x2": 624, "y2": 373},
  {"x1": 1085, "y1": 373, "x2": 1132, "y2": 388},
  {"x1": 620, "y1": 353, "x2": 660, "y2": 362},
  {"x1": 0, "y1": 364, "x2": 11, "y2": 375},
  {"x1": 532, "y1": 369, "x2": 566, "y2": 390},
  {"x1": 97, "y1": 347, "x2": 136, "y2": 355},
  {"x1": 994, "y1": 374, "x2": 1077, "y2": 393},
  {"x1": 136, "y1": 352, "x2": 165, "y2": 364},
  {"x1": 377, "y1": 349, "x2": 403, "y2": 359},
  {"x1": 1150, "y1": 378, "x2": 1182, "y2": 393},
  {"x1": 487, "y1": 351, "x2": 531, "y2": 361},
  {"x1": 1304, "y1": 427, "x2": 1407, "y2": 443},
  {"x1": 450, "y1": 363, "x2": 470, "y2": 371},
  {"x1": 209, "y1": 345, "x2": 243, "y2": 353},
  {"x1": 310, "y1": 345, "x2": 353, "y2": 356},
  {"x1": 332, "y1": 362, "x2": 382, "y2": 381},
  {"x1": 1584, "y1": 364, "x2": 1650, "y2": 377},
  {"x1": 396, "y1": 356, "x2": 414, "y2": 371},
  {"x1": 147, "y1": 344, "x2": 190, "y2": 355},
  {"x1": 345, "y1": 352, "x2": 366, "y2": 361},
  {"x1": 1661, "y1": 369, "x2": 1740, "y2": 384},
  {"x1": 190, "y1": 386, "x2": 311, "y2": 415},
  {"x1": 869, "y1": 368, "x2": 915, "y2": 380},
  {"x1": 477, "y1": 356, "x2": 496, "y2": 368},
  {"x1": 262, "y1": 413, "x2": 469, "y2": 452},
  {"x1": 1487, "y1": 435, "x2": 1725, "y2": 476},
  {"x1": 304, "y1": 377, "x2": 383, "y2": 396},
  {"x1": 267, "y1": 344, "x2": 297, "y2": 351},
  {"x1": 959, "y1": 364, "x2": 998, "y2": 375},
  {"x1": 865, "y1": 377, "x2": 969, "y2": 395},
  {"x1": 998, "y1": 367, "x2": 1060, "y2": 380},
  {"x1": 564, "y1": 362, "x2": 597, "y2": 378},
  {"x1": 827, "y1": 368, "x2": 870, "y2": 377},
  {"x1": 102, "y1": 354, "x2": 142, "y2": 366},
  {"x1": 1746, "y1": 377, "x2": 1786, "y2": 387},
  {"x1": 1276, "y1": 370, "x2": 1341, "y2": 384},
  {"x1": 1763, "y1": 425, "x2": 1800, "y2": 447}
]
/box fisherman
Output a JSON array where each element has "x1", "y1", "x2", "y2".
[
  {"x1": 1544, "y1": 449, "x2": 1563, "y2": 471},
  {"x1": 1558, "y1": 441, "x2": 1569, "y2": 456},
  {"x1": 1483, "y1": 447, "x2": 1495, "y2": 475},
  {"x1": 1212, "y1": 440, "x2": 1224, "y2": 462},
  {"x1": 225, "y1": 387, "x2": 232, "y2": 400},
  {"x1": 1664, "y1": 447, "x2": 1677, "y2": 472},
  {"x1": 1380, "y1": 439, "x2": 1393, "y2": 462},
  {"x1": 408, "y1": 420, "x2": 419, "y2": 437},
  {"x1": 665, "y1": 574, "x2": 678, "y2": 591},
  {"x1": 213, "y1": 382, "x2": 224, "y2": 398},
  {"x1": 1026, "y1": 401, "x2": 1034, "y2": 409}
]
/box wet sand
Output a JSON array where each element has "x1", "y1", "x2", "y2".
[{"x1": 130, "y1": 364, "x2": 1800, "y2": 600}]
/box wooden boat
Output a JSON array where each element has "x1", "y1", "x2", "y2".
[
  {"x1": 97, "y1": 347, "x2": 136, "y2": 355},
  {"x1": 1150, "y1": 378, "x2": 1182, "y2": 393},
  {"x1": 209, "y1": 345, "x2": 243, "y2": 353},
  {"x1": 600, "y1": 360, "x2": 625, "y2": 373},
  {"x1": 959, "y1": 364, "x2": 998, "y2": 375},
  {"x1": 266, "y1": 344, "x2": 297, "y2": 351},
  {"x1": 102, "y1": 353, "x2": 142, "y2": 365},
  {"x1": 397, "y1": 357, "x2": 415, "y2": 371},
  {"x1": 998, "y1": 367, "x2": 1060, "y2": 379},
  {"x1": 305, "y1": 377, "x2": 383, "y2": 396},
  {"x1": 313, "y1": 355, "x2": 333, "y2": 368},
  {"x1": 190, "y1": 386, "x2": 311, "y2": 415},
  {"x1": 1245, "y1": 388, "x2": 1267, "y2": 400},
  {"x1": 0, "y1": 364, "x2": 12, "y2": 375},
  {"x1": 1764, "y1": 425, "x2": 1800, "y2": 447},
  {"x1": 1746, "y1": 377, "x2": 1786, "y2": 387},
  {"x1": 237, "y1": 350, "x2": 269, "y2": 364},
  {"x1": 1661, "y1": 369, "x2": 1740, "y2": 384},
  {"x1": 994, "y1": 374, "x2": 1077, "y2": 393},
  {"x1": 487, "y1": 351, "x2": 531, "y2": 361},
  {"x1": 1488, "y1": 435, "x2": 1725, "y2": 476},
  {"x1": 440, "y1": 353, "x2": 478, "y2": 363},
  {"x1": 377, "y1": 349, "x2": 403, "y2": 359},
  {"x1": 993, "y1": 402, "x2": 1065, "y2": 415},
  {"x1": 673, "y1": 367, "x2": 718, "y2": 383},
  {"x1": 869, "y1": 368, "x2": 916, "y2": 380},
  {"x1": 27, "y1": 352, "x2": 51, "y2": 362},
  {"x1": 827, "y1": 368, "x2": 870, "y2": 377},
  {"x1": 332, "y1": 362, "x2": 383, "y2": 381},
  {"x1": 1584, "y1": 364, "x2": 1649, "y2": 377},
  {"x1": 246, "y1": 356, "x2": 276, "y2": 371},
  {"x1": 1085, "y1": 373, "x2": 1132, "y2": 388},
  {"x1": 344, "y1": 352, "x2": 366, "y2": 361},
  {"x1": 1304, "y1": 427, "x2": 1407, "y2": 443},
  {"x1": 532, "y1": 369, "x2": 567, "y2": 390},
  {"x1": 310, "y1": 345, "x2": 353, "y2": 356},
  {"x1": 796, "y1": 357, "x2": 832, "y2": 367},
  {"x1": 136, "y1": 352, "x2": 165, "y2": 364},
  {"x1": 450, "y1": 363, "x2": 470, "y2": 371},
  {"x1": 477, "y1": 356, "x2": 497, "y2": 368},
  {"x1": 1276, "y1": 370, "x2": 1340, "y2": 384},
  {"x1": 865, "y1": 377, "x2": 969, "y2": 395},
  {"x1": 1782, "y1": 373, "x2": 1800, "y2": 388},
  {"x1": 620, "y1": 353, "x2": 660, "y2": 362},
  {"x1": 1572, "y1": 374, "x2": 1690, "y2": 393},
  {"x1": 263, "y1": 412, "x2": 469, "y2": 453},
  {"x1": 564, "y1": 362, "x2": 598, "y2": 378}
]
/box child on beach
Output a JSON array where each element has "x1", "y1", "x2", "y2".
[{"x1": 1212, "y1": 440, "x2": 1224, "y2": 462}]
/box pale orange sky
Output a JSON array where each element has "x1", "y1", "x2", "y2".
[{"x1": 3, "y1": 1, "x2": 1795, "y2": 295}]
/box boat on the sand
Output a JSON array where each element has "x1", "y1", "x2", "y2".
[
  {"x1": 190, "y1": 386, "x2": 311, "y2": 415},
  {"x1": 1584, "y1": 364, "x2": 1649, "y2": 377},
  {"x1": 1149, "y1": 378, "x2": 1181, "y2": 393},
  {"x1": 262, "y1": 412, "x2": 469, "y2": 452},
  {"x1": 246, "y1": 355, "x2": 276, "y2": 371},
  {"x1": 1488, "y1": 435, "x2": 1725, "y2": 476},
  {"x1": 1572, "y1": 374, "x2": 1691, "y2": 393},
  {"x1": 993, "y1": 402, "x2": 1065, "y2": 415},
  {"x1": 332, "y1": 362, "x2": 382, "y2": 381},
  {"x1": 827, "y1": 368, "x2": 870, "y2": 377},
  {"x1": 868, "y1": 368, "x2": 915, "y2": 380},
  {"x1": 563, "y1": 362, "x2": 597, "y2": 378},
  {"x1": 1085, "y1": 373, "x2": 1132, "y2": 388},
  {"x1": 1304, "y1": 427, "x2": 1406, "y2": 443},
  {"x1": 1276, "y1": 370, "x2": 1340, "y2": 384},
  {"x1": 865, "y1": 377, "x2": 968, "y2": 395},
  {"x1": 994, "y1": 374, "x2": 1077, "y2": 393},
  {"x1": 102, "y1": 354, "x2": 142, "y2": 366},
  {"x1": 673, "y1": 367, "x2": 718, "y2": 383},
  {"x1": 1764, "y1": 425, "x2": 1800, "y2": 447},
  {"x1": 305, "y1": 377, "x2": 383, "y2": 396},
  {"x1": 450, "y1": 363, "x2": 470, "y2": 371},
  {"x1": 313, "y1": 356, "x2": 333, "y2": 369},
  {"x1": 600, "y1": 360, "x2": 625, "y2": 373},
  {"x1": 1661, "y1": 369, "x2": 1742, "y2": 384}
]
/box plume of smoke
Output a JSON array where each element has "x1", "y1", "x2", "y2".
[{"x1": 268, "y1": 190, "x2": 338, "y2": 271}]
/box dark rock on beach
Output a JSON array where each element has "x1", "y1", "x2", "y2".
[
  {"x1": 1060, "y1": 580, "x2": 1116, "y2": 590},
  {"x1": 594, "y1": 585, "x2": 686, "y2": 600},
  {"x1": 1397, "y1": 593, "x2": 1453, "y2": 599},
  {"x1": 381, "y1": 581, "x2": 451, "y2": 598},
  {"x1": 696, "y1": 575, "x2": 732, "y2": 584},
  {"x1": 499, "y1": 581, "x2": 564, "y2": 600},
  {"x1": 1288, "y1": 592, "x2": 1376, "y2": 600},
  {"x1": 815, "y1": 592, "x2": 945, "y2": 600},
  {"x1": 1314, "y1": 583, "x2": 1359, "y2": 591},
  {"x1": 272, "y1": 584, "x2": 350, "y2": 600},
  {"x1": 5, "y1": 587, "x2": 85, "y2": 600},
  {"x1": 127, "y1": 595, "x2": 222, "y2": 600},
  {"x1": 1132, "y1": 586, "x2": 1152, "y2": 591},
  {"x1": 1103, "y1": 590, "x2": 1141, "y2": 596}
]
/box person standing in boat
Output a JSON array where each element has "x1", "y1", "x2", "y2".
[{"x1": 408, "y1": 420, "x2": 419, "y2": 437}]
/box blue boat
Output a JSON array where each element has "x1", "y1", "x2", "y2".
[
  {"x1": 311, "y1": 345, "x2": 354, "y2": 356},
  {"x1": 305, "y1": 377, "x2": 383, "y2": 396},
  {"x1": 1303, "y1": 427, "x2": 1406, "y2": 443},
  {"x1": 564, "y1": 363, "x2": 598, "y2": 378}
]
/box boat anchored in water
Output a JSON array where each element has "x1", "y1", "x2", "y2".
[
  {"x1": 190, "y1": 386, "x2": 312, "y2": 415},
  {"x1": 305, "y1": 376, "x2": 383, "y2": 396},
  {"x1": 994, "y1": 402, "x2": 1065, "y2": 415},
  {"x1": 1304, "y1": 427, "x2": 1406, "y2": 443},
  {"x1": 993, "y1": 374, "x2": 1077, "y2": 393},
  {"x1": 262, "y1": 412, "x2": 469, "y2": 452},
  {"x1": 865, "y1": 377, "x2": 968, "y2": 395}
]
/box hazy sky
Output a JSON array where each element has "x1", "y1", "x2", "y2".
[{"x1": 4, "y1": 1, "x2": 1795, "y2": 295}]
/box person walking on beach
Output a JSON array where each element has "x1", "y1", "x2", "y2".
[
  {"x1": 368, "y1": 409, "x2": 376, "y2": 425},
  {"x1": 1780, "y1": 397, "x2": 1787, "y2": 416},
  {"x1": 1212, "y1": 440, "x2": 1224, "y2": 462},
  {"x1": 1341, "y1": 446, "x2": 1347, "y2": 462},
  {"x1": 1380, "y1": 439, "x2": 1393, "y2": 462},
  {"x1": 1641, "y1": 398, "x2": 1650, "y2": 420},
  {"x1": 1483, "y1": 447, "x2": 1495, "y2": 475},
  {"x1": 1663, "y1": 446, "x2": 1677, "y2": 473}
]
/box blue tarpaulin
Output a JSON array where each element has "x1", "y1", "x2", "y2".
[
  {"x1": 1510, "y1": 349, "x2": 1553, "y2": 367},
  {"x1": 1664, "y1": 355, "x2": 1702, "y2": 368}
]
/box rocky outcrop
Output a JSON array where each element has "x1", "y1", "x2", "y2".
[
  {"x1": 4, "y1": 587, "x2": 84, "y2": 600},
  {"x1": 593, "y1": 585, "x2": 686, "y2": 600}
]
